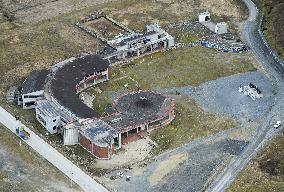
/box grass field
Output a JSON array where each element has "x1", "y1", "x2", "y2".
[
  {"x1": 0, "y1": 14, "x2": 101, "y2": 94},
  {"x1": 91, "y1": 45, "x2": 255, "y2": 153},
  {"x1": 101, "y1": 0, "x2": 247, "y2": 31},
  {"x1": 0, "y1": 104, "x2": 110, "y2": 177},
  {"x1": 91, "y1": 76, "x2": 138, "y2": 116},
  {"x1": 0, "y1": 0, "x2": 252, "y2": 95},
  {"x1": 253, "y1": 0, "x2": 284, "y2": 60},
  {"x1": 121, "y1": 47, "x2": 257, "y2": 89},
  {"x1": 150, "y1": 96, "x2": 237, "y2": 153},
  {"x1": 228, "y1": 131, "x2": 284, "y2": 192},
  {"x1": 84, "y1": 17, "x2": 128, "y2": 40}
]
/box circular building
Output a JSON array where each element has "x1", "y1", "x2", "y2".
[
  {"x1": 115, "y1": 91, "x2": 173, "y2": 121},
  {"x1": 103, "y1": 91, "x2": 175, "y2": 145}
]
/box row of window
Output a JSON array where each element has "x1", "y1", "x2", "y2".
[
  {"x1": 24, "y1": 101, "x2": 35, "y2": 107},
  {"x1": 37, "y1": 114, "x2": 57, "y2": 130},
  {"x1": 23, "y1": 95, "x2": 41, "y2": 99}
]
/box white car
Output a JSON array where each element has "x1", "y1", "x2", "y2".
[
  {"x1": 117, "y1": 171, "x2": 124, "y2": 178},
  {"x1": 274, "y1": 121, "x2": 281, "y2": 129}
]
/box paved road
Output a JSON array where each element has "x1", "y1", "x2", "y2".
[
  {"x1": 0, "y1": 106, "x2": 108, "y2": 192},
  {"x1": 207, "y1": 0, "x2": 284, "y2": 191}
]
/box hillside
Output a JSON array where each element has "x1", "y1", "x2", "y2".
[
  {"x1": 254, "y1": 0, "x2": 284, "y2": 59},
  {"x1": 228, "y1": 131, "x2": 284, "y2": 192}
]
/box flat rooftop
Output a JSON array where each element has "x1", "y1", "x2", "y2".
[
  {"x1": 81, "y1": 120, "x2": 117, "y2": 146},
  {"x1": 36, "y1": 100, "x2": 74, "y2": 123}
]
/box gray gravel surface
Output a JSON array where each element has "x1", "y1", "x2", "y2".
[
  {"x1": 191, "y1": 72, "x2": 272, "y2": 122},
  {"x1": 158, "y1": 71, "x2": 273, "y2": 123},
  {"x1": 111, "y1": 139, "x2": 248, "y2": 192}
]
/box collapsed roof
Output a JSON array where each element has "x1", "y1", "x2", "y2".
[
  {"x1": 51, "y1": 54, "x2": 110, "y2": 119},
  {"x1": 22, "y1": 69, "x2": 49, "y2": 94}
]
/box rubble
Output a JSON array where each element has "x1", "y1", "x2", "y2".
[{"x1": 126, "y1": 175, "x2": 131, "y2": 181}]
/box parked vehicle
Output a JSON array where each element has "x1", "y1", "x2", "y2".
[
  {"x1": 274, "y1": 121, "x2": 281, "y2": 129},
  {"x1": 16, "y1": 126, "x2": 30, "y2": 140}
]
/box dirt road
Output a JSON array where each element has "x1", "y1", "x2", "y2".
[{"x1": 207, "y1": 0, "x2": 284, "y2": 191}]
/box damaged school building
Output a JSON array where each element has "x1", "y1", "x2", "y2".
[
  {"x1": 106, "y1": 24, "x2": 175, "y2": 60},
  {"x1": 17, "y1": 54, "x2": 175, "y2": 159},
  {"x1": 74, "y1": 12, "x2": 175, "y2": 60}
]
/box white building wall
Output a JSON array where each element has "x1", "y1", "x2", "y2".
[
  {"x1": 147, "y1": 33, "x2": 159, "y2": 41},
  {"x1": 167, "y1": 37, "x2": 175, "y2": 48},
  {"x1": 146, "y1": 24, "x2": 164, "y2": 35},
  {"x1": 47, "y1": 116, "x2": 61, "y2": 134},
  {"x1": 199, "y1": 11, "x2": 211, "y2": 22},
  {"x1": 63, "y1": 128, "x2": 79, "y2": 145},
  {"x1": 116, "y1": 44, "x2": 128, "y2": 51},
  {"x1": 35, "y1": 107, "x2": 61, "y2": 134}
]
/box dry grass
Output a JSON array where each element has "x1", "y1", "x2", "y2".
[
  {"x1": 0, "y1": 10, "x2": 102, "y2": 100},
  {"x1": 0, "y1": 125, "x2": 34, "y2": 164},
  {"x1": 0, "y1": 172, "x2": 7, "y2": 180},
  {"x1": 257, "y1": 0, "x2": 284, "y2": 59},
  {"x1": 175, "y1": 32, "x2": 200, "y2": 44},
  {"x1": 90, "y1": 76, "x2": 138, "y2": 116},
  {"x1": 90, "y1": 47, "x2": 258, "y2": 153},
  {"x1": 148, "y1": 152, "x2": 188, "y2": 185},
  {"x1": 150, "y1": 96, "x2": 237, "y2": 153},
  {"x1": 90, "y1": 45, "x2": 258, "y2": 117},
  {"x1": 122, "y1": 47, "x2": 257, "y2": 89},
  {"x1": 84, "y1": 17, "x2": 128, "y2": 40},
  {"x1": 102, "y1": 0, "x2": 245, "y2": 31},
  {"x1": 228, "y1": 161, "x2": 284, "y2": 192},
  {"x1": 0, "y1": 0, "x2": 254, "y2": 178},
  {"x1": 228, "y1": 131, "x2": 284, "y2": 192}
]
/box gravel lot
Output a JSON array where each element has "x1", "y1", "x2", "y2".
[
  {"x1": 191, "y1": 71, "x2": 273, "y2": 122},
  {"x1": 105, "y1": 138, "x2": 248, "y2": 192},
  {"x1": 158, "y1": 71, "x2": 273, "y2": 123}
]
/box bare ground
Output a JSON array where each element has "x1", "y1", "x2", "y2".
[
  {"x1": 102, "y1": 137, "x2": 249, "y2": 192},
  {"x1": 0, "y1": 125, "x2": 82, "y2": 192},
  {"x1": 95, "y1": 137, "x2": 156, "y2": 169}
]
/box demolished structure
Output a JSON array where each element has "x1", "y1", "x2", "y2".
[
  {"x1": 20, "y1": 54, "x2": 175, "y2": 159},
  {"x1": 106, "y1": 24, "x2": 175, "y2": 60},
  {"x1": 239, "y1": 83, "x2": 263, "y2": 100},
  {"x1": 75, "y1": 13, "x2": 175, "y2": 61}
]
